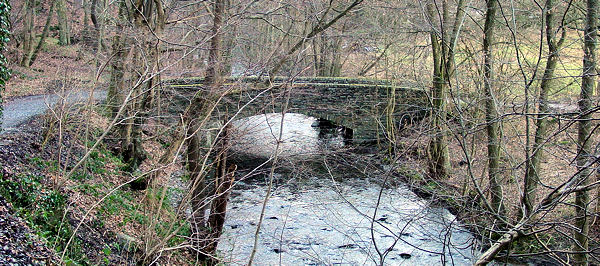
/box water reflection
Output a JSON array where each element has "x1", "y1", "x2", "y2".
[{"x1": 229, "y1": 113, "x2": 351, "y2": 166}]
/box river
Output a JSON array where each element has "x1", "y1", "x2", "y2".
[{"x1": 215, "y1": 113, "x2": 477, "y2": 265}]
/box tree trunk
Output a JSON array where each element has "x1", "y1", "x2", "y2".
[
  {"x1": 120, "y1": 45, "x2": 148, "y2": 170},
  {"x1": 90, "y1": 0, "x2": 98, "y2": 31},
  {"x1": 329, "y1": 25, "x2": 345, "y2": 77},
  {"x1": 56, "y1": 0, "x2": 70, "y2": 45},
  {"x1": 312, "y1": 37, "x2": 319, "y2": 76},
  {"x1": 28, "y1": 0, "x2": 56, "y2": 67},
  {"x1": 83, "y1": 0, "x2": 89, "y2": 28},
  {"x1": 219, "y1": 0, "x2": 234, "y2": 77},
  {"x1": 205, "y1": 0, "x2": 224, "y2": 85},
  {"x1": 523, "y1": 0, "x2": 564, "y2": 216},
  {"x1": 428, "y1": 18, "x2": 449, "y2": 179},
  {"x1": 425, "y1": 0, "x2": 466, "y2": 179},
  {"x1": 204, "y1": 125, "x2": 235, "y2": 262},
  {"x1": 573, "y1": 0, "x2": 597, "y2": 264},
  {"x1": 426, "y1": 0, "x2": 450, "y2": 179},
  {"x1": 317, "y1": 33, "x2": 327, "y2": 76},
  {"x1": 186, "y1": 94, "x2": 218, "y2": 262},
  {"x1": 122, "y1": 0, "x2": 166, "y2": 171},
  {"x1": 20, "y1": 0, "x2": 34, "y2": 67},
  {"x1": 482, "y1": 0, "x2": 506, "y2": 226},
  {"x1": 106, "y1": 0, "x2": 129, "y2": 118},
  {"x1": 188, "y1": 0, "x2": 225, "y2": 262},
  {"x1": 220, "y1": 28, "x2": 235, "y2": 77},
  {"x1": 119, "y1": 44, "x2": 142, "y2": 168}
]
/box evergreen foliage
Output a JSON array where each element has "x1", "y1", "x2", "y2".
[{"x1": 0, "y1": 0, "x2": 10, "y2": 128}]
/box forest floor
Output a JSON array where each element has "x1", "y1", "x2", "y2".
[
  {"x1": 5, "y1": 39, "x2": 99, "y2": 99},
  {"x1": 0, "y1": 114, "x2": 138, "y2": 264}
]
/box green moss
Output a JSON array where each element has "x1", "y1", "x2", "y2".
[
  {"x1": 40, "y1": 37, "x2": 60, "y2": 52},
  {"x1": 509, "y1": 233, "x2": 557, "y2": 256},
  {"x1": 396, "y1": 166, "x2": 424, "y2": 181}
]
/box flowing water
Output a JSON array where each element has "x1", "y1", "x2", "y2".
[
  {"x1": 218, "y1": 178, "x2": 476, "y2": 265},
  {"x1": 215, "y1": 113, "x2": 477, "y2": 265}
]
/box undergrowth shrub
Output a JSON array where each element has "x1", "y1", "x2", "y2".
[{"x1": 0, "y1": 173, "x2": 89, "y2": 264}]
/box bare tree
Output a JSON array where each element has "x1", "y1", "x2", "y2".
[
  {"x1": 269, "y1": 0, "x2": 364, "y2": 80},
  {"x1": 425, "y1": 0, "x2": 466, "y2": 179},
  {"x1": 573, "y1": 0, "x2": 597, "y2": 264},
  {"x1": 482, "y1": 0, "x2": 506, "y2": 225},
  {"x1": 186, "y1": 0, "x2": 226, "y2": 262},
  {"x1": 522, "y1": 0, "x2": 568, "y2": 217},
  {"x1": 19, "y1": 0, "x2": 34, "y2": 67},
  {"x1": 106, "y1": 0, "x2": 166, "y2": 170}
]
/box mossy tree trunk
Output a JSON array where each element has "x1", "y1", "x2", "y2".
[
  {"x1": 119, "y1": 47, "x2": 147, "y2": 170},
  {"x1": 20, "y1": 0, "x2": 35, "y2": 67},
  {"x1": 56, "y1": 0, "x2": 70, "y2": 45},
  {"x1": 573, "y1": 0, "x2": 597, "y2": 264},
  {"x1": 427, "y1": 0, "x2": 445, "y2": 179},
  {"x1": 122, "y1": 0, "x2": 165, "y2": 171},
  {"x1": 425, "y1": 0, "x2": 465, "y2": 179},
  {"x1": 28, "y1": 0, "x2": 56, "y2": 67},
  {"x1": 107, "y1": 0, "x2": 165, "y2": 172},
  {"x1": 187, "y1": 0, "x2": 224, "y2": 263},
  {"x1": 482, "y1": 0, "x2": 506, "y2": 227},
  {"x1": 522, "y1": 0, "x2": 565, "y2": 217},
  {"x1": 106, "y1": 0, "x2": 129, "y2": 118}
]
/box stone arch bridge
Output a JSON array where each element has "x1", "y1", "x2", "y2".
[{"x1": 164, "y1": 76, "x2": 429, "y2": 143}]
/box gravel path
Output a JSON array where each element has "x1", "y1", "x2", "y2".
[{"x1": 2, "y1": 90, "x2": 107, "y2": 132}]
